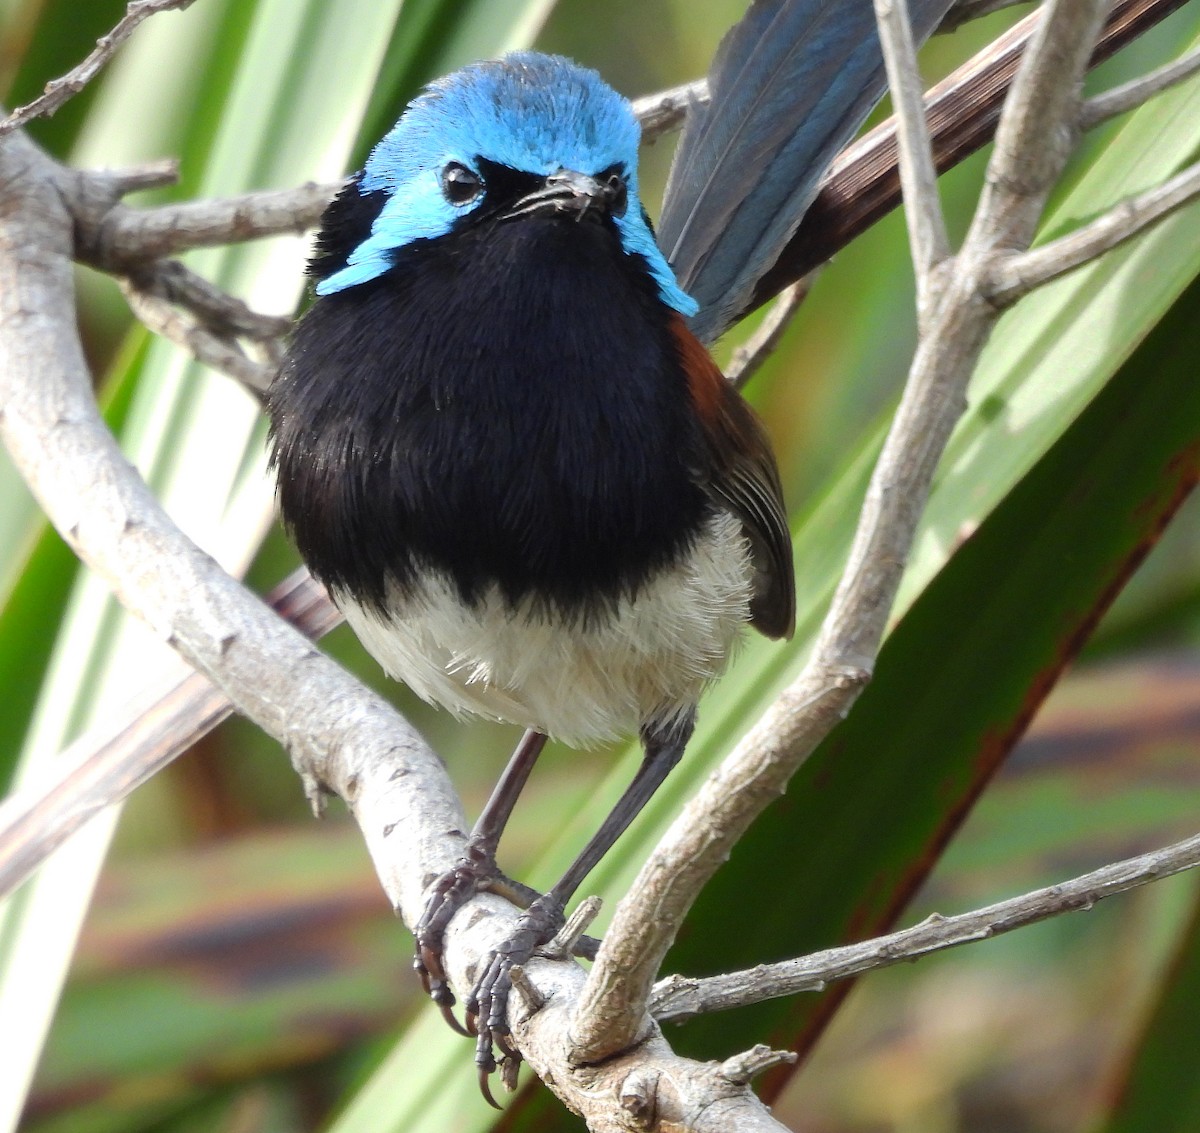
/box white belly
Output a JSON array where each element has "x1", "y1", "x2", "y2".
[{"x1": 336, "y1": 510, "x2": 752, "y2": 747}]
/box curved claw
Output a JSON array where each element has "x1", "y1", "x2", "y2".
[
  {"x1": 478, "y1": 1067, "x2": 503, "y2": 1110},
  {"x1": 466, "y1": 896, "x2": 565, "y2": 1100},
  {"x1": 439, "y1": 999, "x2": 473, "y2": 1037}
]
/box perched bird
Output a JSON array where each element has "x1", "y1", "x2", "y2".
[
  {"x1": 268, "y1": 50, "x2": 793, "y2": 1089},
  {"x1": 269, "y1": 0, "x2": 952, "y2": 1099}
]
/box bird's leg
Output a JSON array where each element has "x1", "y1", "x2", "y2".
[
  {"x1": 415, "y1": 728, "x2": 548, "y2": 1029},
  {"x1": 468, "y1": 711, "x2": 694, "y2": 1100}
]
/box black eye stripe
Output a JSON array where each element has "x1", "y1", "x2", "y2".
[{"x1": 471, "y1": 158, "x2": 629, "y2": 210}]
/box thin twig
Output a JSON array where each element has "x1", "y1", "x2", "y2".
[
  {"x1": 724, "y1": 281, "x2": 808, "y2": 389},
  {"x1": 133, "y1": 260, "x2": 292, "y2": 339},
  {"x1": 876, "y1": 0, "x2": 952, "y2": 329},
  {"x1": 1081, "y1": 40, "x2": 1200, "y2": 129},
  {"x1": 652, "y1": 828, "x2": 1200, "y2": 1022},
  {"x1": 749, "y1": 0, "x2": 1189, "y2": 317},
  {"x1": 117, "y1": 258, "x2": 292, "y2": 394},
  {"x1": 570, "y1": 0, "x2": 1112, "y2": 1067},
  {"x1": 987, "y1": 155, "x2": 1200, "y2": 303},
  {"x1": 0, "y1": 1, "x2": 197, "y2": 137},
  {"x1": 120, "y1": 279, "x2": 275, "y2": 395}
]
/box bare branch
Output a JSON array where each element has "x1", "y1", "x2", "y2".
[
  {"x1": 750, "y1": 0, "x2": 1186, "y2": 316},
  {"x1": 0, "y1": 108, "x2": 798, "y2": 1133},
  {"x1": 0, "y1": 1, "x2": 197, "y2": 137},
  {"x1": 121, "y1": 277, "x2": 275, "y2": 394},
  {"x1": 652, "y1": 828, "x2": 1200, "y2": 1023},
  {"x1": 875, "y1": 0, "x2": 951, "y2": 324},
  {"x1": 965, "y1": 1, "x2": 1108, "y2": 251},
  {"x1": 633, "y1": 79, "x2": 708, "y2": 142},
  {"x1": 571, "y1": 0, "x2": 1112, "y2": 1067},
  {"x1": 724, "y1": 281, "x2": 808, "y2": 389},
  {"x1": 986, "y1": 155, "x2": 1200, "y2": 303},
  {"x1": 1082, "y1": 40, "x2": 1200, "y2": 129},
  {"x1": 132, "y1": 259, "x2": 291, "y2": 339},
  {"x1": 116, "y1": 254, "x2": 294, "y2": 394},
  {"x1": 87, "y1": 180, "x2": 341, "y2": 265}
]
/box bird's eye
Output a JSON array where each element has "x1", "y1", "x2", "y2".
[{"x1": 442, "y1": 162, "x2": 483, "y2": 206}]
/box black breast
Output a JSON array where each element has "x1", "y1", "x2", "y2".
[{"x1": 268, "y1": 190, "x2": 712, "y2": 619}]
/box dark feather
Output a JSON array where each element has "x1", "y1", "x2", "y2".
[
  {"x1": 660, "y1": 0, "x2": 956, "y2": 344},
  {"x1": 307, "y1": 172, "x2": 390, "y2": 280},
  {"x1": 670, "y1": 315, "x2": 794, "y2": 638},
  {"x1": 269, "y1": 196, "x2": 716, "y2": 623}
]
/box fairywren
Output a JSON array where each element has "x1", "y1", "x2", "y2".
[{"x1": 268, "y1": 51, "x2": 794, "y2": 1097}]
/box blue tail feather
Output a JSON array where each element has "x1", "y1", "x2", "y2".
[{"x1": 660, "y1": 0, "x2": 956, "y2": 344}]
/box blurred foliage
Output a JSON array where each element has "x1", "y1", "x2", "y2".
[{"x1": 1, "y1": 2, "x2": 1200, "y2": 1132}]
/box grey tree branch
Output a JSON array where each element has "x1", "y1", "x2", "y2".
[
  {"x1": 0, "y1": 571, "x2": 336, "y2": 901},
  {"x1": 651, "y1": 827, "x2": 1200, "y2": 1023},
  {"x1": 117, "y1": 258, "x2": 292, "y2": 392},
  {"x1": 633, "y1": 79, "x2": 708, "y2": 141},
  {"x1": 0, "y1": 117, "x2": 796, "y2": 1133},
  {"x1": 986, "y1": 154, "x2": 1200, "y2": 302},
  {"x1": 129, "y1": 258, "x2": 292, "y2": 340},
  {"x1": 875, "y1": 0, "x2": 951, "y2": 326},
  {"x1": 0, "y1": 1, "x2": 197, "y2": 137},
  {"x1": 570, "y1": 0, "x2": 1112, "y2": 1067},
  {"x1": 1081, "y1": 39, "x2": 1200, "y2": 129},
  {"x1": 119, "y1": 277, "x2": 275, "y2": 395},
  {"x1": 86, "y1": 180, "x2": 343, "y2": 265},
  {"x1": 724, "y1": 281, "x2": 808, "y2": 389}
]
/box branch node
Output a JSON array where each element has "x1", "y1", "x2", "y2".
[
  {"x1": 508, "y1": 964, "x2": 546, "y2": 1015},
  {"x1": 108, "y1": 159, "x2": 180, "y2": 197},
  {"x1": 719, "y1": 1044, "x2": 798, "y2": 1085},
  {"x1": 541, "y1": 895, "x2": 603, "y2": 961},
  {"x1": 618, "y1": 1067, "x2": 660, "y2": 1128},
  {"x1": 301, "y1": 774, "x2": 328, "y2": 817}
]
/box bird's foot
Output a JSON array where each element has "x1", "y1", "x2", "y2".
[
  {"x1": 413, "y1": 845, "x2": 501, "y2": 1036},
  {"x1": 466, "y1": 894, "x2": 565, "y2": 1106}
]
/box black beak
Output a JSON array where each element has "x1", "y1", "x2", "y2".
[{"x1": 503, "y1": 168, "x2": 627, "y2": 222}]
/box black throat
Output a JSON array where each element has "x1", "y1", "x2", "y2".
[{"x1": 268, "y1": 185, "x2": 711, "y2": 619}]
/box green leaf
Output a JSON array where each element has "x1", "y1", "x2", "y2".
[{"x1": 1100, "y1": 893, "x2": 1200, "y2": 1133}]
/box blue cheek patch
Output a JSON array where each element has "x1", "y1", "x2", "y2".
[
  {"x1": 617, "y1": 209, "x2": 698, "y2": 317},
  {"x1": 317, "y1": 170, "x2": 463, "y2": 295}
]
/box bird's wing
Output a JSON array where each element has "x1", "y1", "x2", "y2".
[
  {"x1": 672, "y1": 315, "x2": 795, "y2": 639},
  {"x1": 659, "y1": 0, "x2": 955, "y2": 344}
]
